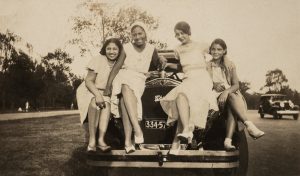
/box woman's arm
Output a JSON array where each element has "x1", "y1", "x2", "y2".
[
  {"x1": 217, "y1": 64, "x2": 240, "y2": 108},
  {"x1": 103, "y1": 49, "x2": 126, "y2": 96},
  {"x1": 85, "y1": 70, "x2": 105, "y2": 108}
]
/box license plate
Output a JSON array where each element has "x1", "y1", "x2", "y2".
[{"x1": 145, "y1": 120, "x2": 166, "y2": 129}]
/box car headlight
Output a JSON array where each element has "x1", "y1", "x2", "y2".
[{"x1": 280, "y1": 102, "x2": 285, "y2": 108}]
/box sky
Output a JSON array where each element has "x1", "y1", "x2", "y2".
[{"x1": 0, "y1": 0, "x2": 300, "y2": 92}]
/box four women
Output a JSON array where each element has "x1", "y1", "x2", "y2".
[{"x1": 79, "y1": 21, "x2": 264, "y2": 154}]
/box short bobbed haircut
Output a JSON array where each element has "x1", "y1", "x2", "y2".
[
  {"x1": 99, "y1": 38, "x2": 123, "y2": 57},
  {"x1": 174, "y1": 21, "x2": 191, "y2": 35}
]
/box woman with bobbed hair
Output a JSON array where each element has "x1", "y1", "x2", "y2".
[{"x1": 160, "y1": 21, "x2": 219, "y2": 155}]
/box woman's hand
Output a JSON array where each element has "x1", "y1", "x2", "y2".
[
  {"x1": 103, "y1": 87, "x2": 112, "y2": 96},
  {"x1": 95, "y1": 95, "x2": 106, "y2": 109},
  {"x1": 213, "y1": 82, "x2": 226, "y2": 92},
  {"x1": 159, "y1": 56, "x2": 168, "y2": 70},
  {"x1": 218, "y1": 90, "x2": 229, "y2": 109}
]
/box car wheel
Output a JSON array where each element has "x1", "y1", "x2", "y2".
[
  {"x1": 260, "y1": 113, "x2": 264, "y2": 118},
  {"x1": 273, "y1": 111, "x2": 278, "y2": 119},
  {"x1": 236, "y1": 130, "x2": 249, "y2": 176},
  {"x1": 293, "y1": 114, "x2": 299, "y2": 120}
]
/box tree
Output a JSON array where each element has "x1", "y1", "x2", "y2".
[
  {"x1": 39, "y1": 49, "x2": 74, "y2": 108},
  {"x1": 70, "y1": 1, "x2": 167, "y2": 56},
  {"x1": 260, "y1": 69, "x2": 300, "y2": 106},
  {"x1": 263, "y1": 69, "x2": 288, "y2": 93}
]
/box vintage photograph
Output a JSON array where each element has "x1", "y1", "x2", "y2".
[{"x1": 0, "y1": 0, "x2": 299, "y2": 175}]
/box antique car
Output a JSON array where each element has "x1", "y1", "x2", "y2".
[
  {"x1": 258, "y1": 94, "x2": 299, "y2": 120},
  {"x1": 86, "y1": 50, "x2": 249, "y2": 176}
]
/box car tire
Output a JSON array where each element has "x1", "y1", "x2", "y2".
[
  {"x1": 260, "y1": 113, "x2": 264, "y2": 118},
  {"x1": 293, "y1": 114, "x2": 299, "y2": 120},
  {"x1": 236, "y1": 130, "x2": 249, "y2": 176}
]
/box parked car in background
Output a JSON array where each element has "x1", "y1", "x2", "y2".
[{"x1": 258, "y1": 94, "x2": 299, "y2": 120}]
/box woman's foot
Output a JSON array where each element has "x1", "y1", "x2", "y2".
[
  {"x1": 96, "y1": 145, "x2": 112, "y2": 153},
  {"x1": 244, "y1": 121, "x2": 265, "y2": 139},
  {"x1": 177, "y1": 131, "x2": 193, "y2": 144},
  {"x1": 168, "y1": 142, "x2": 181, "y2": 156},
  {"x1": 125, "y1": 145, "x2": 136, "y2": 154},
  {"x1": 134, "y1": 134, "x2": 144, "y2": 144},
  {"x1": 224, "y1": 138, "x2": 236, "y2": 151},
  {"x1": 87, "y1": 145, "x2": 96, "y2": 152}
]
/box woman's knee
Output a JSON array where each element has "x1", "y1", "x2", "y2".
[
  {"x1": 176, "y1": 93, "x2": 188, "y2": 102},
  {"x1": 89, "y1": 98, "x2": 98, "y2": 109}
]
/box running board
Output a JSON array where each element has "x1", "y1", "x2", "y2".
[{"x1": 87, "y1": 150, "x2": 239, "y2": 168}]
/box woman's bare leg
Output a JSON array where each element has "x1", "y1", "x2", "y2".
[
  {"x1": 120, "y1": 97, "x2": 134, "y2": 147},
  {"x1": 227, "y1": 93, "x2": 264, "y2": 139},
  {"x1": 121, "y1": 85, "x2": 143, "y2": 139},
  {"x1": 176, "y1": 93, "x2": 190, "y2": 133},
  {"x1": 97, "y1": 102, "x2": 111, "y2": 146},
  {"x1": 226, "y1": 107, "x2": 236, "y2": 139},
  {"x1": 88, "y1": 98, "x2": 100, "y2": 147},
  {"x1": 227, "y1": 93, "x2": 248, "y2": 122}
]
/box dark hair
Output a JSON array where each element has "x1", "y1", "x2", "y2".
[
  {"x1": 209, "y1": 38, "x2": 227, "y2": 55},
  {"x1": 99, "y1": 38, "x2": 123, "y2": 57},
  {"x1": 174, "y1": 21, "x2": 191, "y2": 35}
]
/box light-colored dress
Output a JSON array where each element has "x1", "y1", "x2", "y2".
[
  {"x1": 211, "y1": 64, "x2": 231, "y2": 97},
  {"x1": 76, "y1": 55, "x2": 113, "y2": 124},
  {"x1": 111, "y1": 43, "x2": 155, "y2": 120},
  {"x1": 160, "y1": 41, "x2": 218, "y2": 129}
]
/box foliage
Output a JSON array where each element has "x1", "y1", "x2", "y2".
[
  {"x1": 70, "y1": 1, "x2": 167, "y2": 56},
  {"x1": 0, "y1": 31, "x2": 81, "y2": 112}
]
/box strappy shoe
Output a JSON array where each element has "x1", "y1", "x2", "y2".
[
  {"x1": 224, "y1": 138, "x2": 236, "y2": 151},
  {"x1": 87, "y1": 145, "x2": 96, "y2": 152},
  {"x1": 177, "y1": 132, "x2": 193, "y2": 144},
  {"x1": 97, "y1": 145, "x2": 112, "y2": 153},
  {"x1": 125, "y1": 145, "x2": 135, "y2": 154},
  {"x1": 244, "y1": 121, "x2": 265, "y2": 140}
]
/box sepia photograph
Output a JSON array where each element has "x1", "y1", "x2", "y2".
[{"x1": 0, "y1": 0, "x2": 299, "y2": 175}]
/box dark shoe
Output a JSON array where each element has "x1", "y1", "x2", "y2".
[
  {"x1": 177, "y1": 132, "x2": 193, "y2": 144},
  {"x1": 97, "y1": 145, "x2": 112, "y2": 153}
]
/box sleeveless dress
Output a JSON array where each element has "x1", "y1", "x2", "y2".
[
  {"x1": 160, "y1": 41, "x2": 218, "y2": 129},
  {"x1": 77, "y1": 55, "x2": 113, "y2": 124},
  {"x1": 111, "y1": 43, "x2": 155, "y2": 120}
]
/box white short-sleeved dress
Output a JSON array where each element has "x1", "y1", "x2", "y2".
[
  {"x1": 77, "y1": 55, "x2": 113, "y2": 124},
  {"x1": 160, "y1": 41, "x2": 218, "y2": 129},
  {"x1": 111, "y1": 43, "x2": 155, "y2": 120}
]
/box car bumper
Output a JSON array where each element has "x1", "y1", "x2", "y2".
[
  {"x1": 277, "y1": 110, "x2": 299, "y2": 115},
  {"x1": 87, "y1": 149, "x2": 239, "y2": 168}
]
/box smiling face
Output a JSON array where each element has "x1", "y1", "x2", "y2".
[
  {"x1": 105, "y1": 42, "x2": 119, "y2": 61},
  {"x1": 174, "y1": 29, "x2": 190, "y2": 44},
  {"x1": 131, "y1": 26, "x2": 147, "y2": 47},
  {"x1": 210, "y1": 43, "x2": 227, "y2": 60}
]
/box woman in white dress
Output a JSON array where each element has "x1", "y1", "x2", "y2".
[
  {"x1": 77, "y1": 38, "x2": 123, "y2": 152},
  {"x1": 160, "y1": 21, "x2": 219, "y2": 155},
  {"x1": 104, "y1": 22, "x2": 165, "y2": 153}
]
